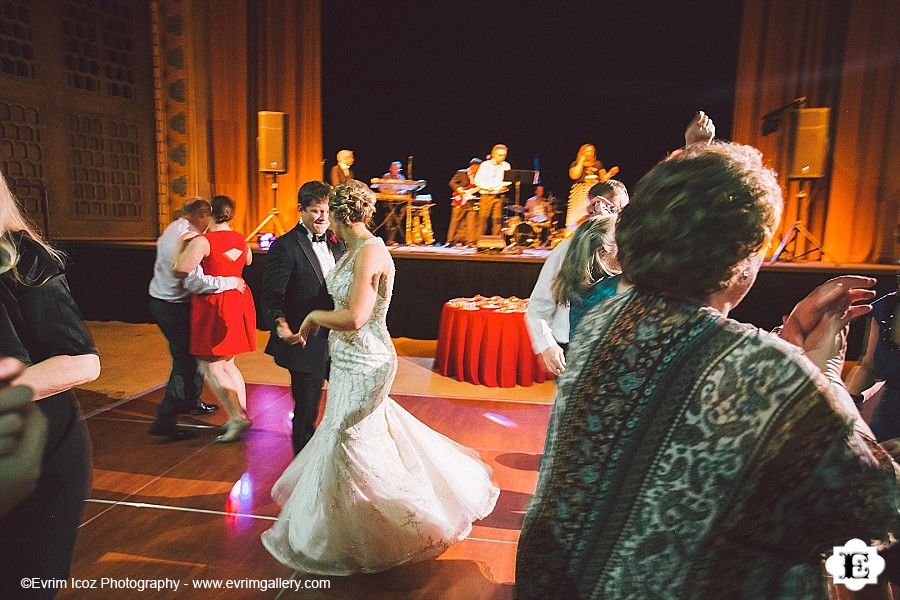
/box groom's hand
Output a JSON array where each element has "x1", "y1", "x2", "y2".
[{"x1": 275, "y1": 319, "x2": 303, "y2": 346}]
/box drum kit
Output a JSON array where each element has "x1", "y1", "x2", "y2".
[{"x1": 503, "y1": 199, "x2": 566, "y2": 249}]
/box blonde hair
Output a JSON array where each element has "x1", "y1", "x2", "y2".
[
  {"x1": 552, "y1": 215, "x2": 620, "y2": 306},
  {"x1": 329, "y1": 180, "x2": 376, "y2": 226},
  {"x1": 0, "y1": 169, "x2": 64, "y2": 276}
]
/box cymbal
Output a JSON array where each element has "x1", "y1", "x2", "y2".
[{"x1": 506, "y1": 205, "x2": 525, "y2": 214}]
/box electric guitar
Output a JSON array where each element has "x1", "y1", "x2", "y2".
[{"x1": 451, "y1": 184, "x2": 480, "y2": 207}]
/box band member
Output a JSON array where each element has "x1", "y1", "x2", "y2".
[
  {"x1": 566, "y1": 144, "x2": 611, "y2": 229},
  {"x1": 473, "y1": 144, "x2": 510, "y2": 238},
  {"x1": 330, "y1": 150, "x2": 355, "y2": 185},
  {"x1": 378, "y1": 161, "x2": 409, "y2": 196},
  {"x1": 524, "y1": 185, "x2": 553, "y2": 222},
  {"x1": 446, "y1": 158, "x2": 482, "y2": 246}
]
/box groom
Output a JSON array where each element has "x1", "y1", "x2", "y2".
[{"x1": 261, "y1": 181, "x2": 346, "y2": 455}]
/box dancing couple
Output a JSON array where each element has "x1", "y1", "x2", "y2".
[{"x1": 263, "y1": 180, "x2": 499, "y2": 574}]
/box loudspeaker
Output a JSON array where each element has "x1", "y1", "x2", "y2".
[
  {"x1": 257, "y1": 111, "x2": 288, "y2": 174},
  {"x1": 788, "y1": 108, "x2": 830, "y2": 179}
]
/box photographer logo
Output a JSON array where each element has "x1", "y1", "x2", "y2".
[{"x1": 825, "y1": 538, "x2": 884, "y2": 591}]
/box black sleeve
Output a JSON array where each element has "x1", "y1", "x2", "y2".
[
  {"x1": 449, "y1": 171, "x2": 466, "y2": 193},
  {"x1": 4, "y1": 235, "x2": 96, "y2": 364},
  {"x1": 18, "y1": 274, "x2": 97, "y2": 363},
  {"x1": 260, "y1": 237, "x2": 293, "y2": 332}
]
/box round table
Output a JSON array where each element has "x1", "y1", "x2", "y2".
[{"x1": 433, "y1": 299, "x2": 552, "y2": 388}]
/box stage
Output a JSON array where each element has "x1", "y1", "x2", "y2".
[{"x1": 61, "y1": 241, "x2": 896, "y2": 356}]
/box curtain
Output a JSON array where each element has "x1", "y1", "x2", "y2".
[
  {"x1": 204, "y1": 0, "x2": 322, "y2": 235},
  {"x1": 732, "y1": 0, "x2": 898, "y2": 263}
]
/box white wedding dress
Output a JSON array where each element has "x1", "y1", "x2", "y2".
[{"x1": 262, "y1": 237, "x2": 499, "y2": 575}]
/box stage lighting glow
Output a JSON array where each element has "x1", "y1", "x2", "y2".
[
  {"x1": 258, "y1": 233, "x2": 276, "y2": 251},
  {"x1": 225, "y1": 472, "x2": 255, "y2": 526},
  {"x1": 483, "y1": 412, "x2": 518, "y2": 428}
]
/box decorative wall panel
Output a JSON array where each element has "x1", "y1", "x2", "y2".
[
  {"x1": 0, "y1": 0, "x2": 36, "y2": 79},
  {"x1": 62, "y1": 0, "x2": 136, "y2": 98},
  {"x1": 0, "y1": 100, "x2": 47, "y2": 232},
  {"x1": 66, "y1": 114, "x2": 144, "y2": 220},
  {"x1": 0, "y1": 0, "x2": 157, "y2": 240}
]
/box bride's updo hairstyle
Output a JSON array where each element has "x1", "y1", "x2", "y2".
[{"x1": 329, "y1": 180, "x2": 377, "y2": 226}]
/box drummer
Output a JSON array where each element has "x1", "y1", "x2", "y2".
[{"x1": 524, "y1": 185, "x2": 553, "y2": 223}]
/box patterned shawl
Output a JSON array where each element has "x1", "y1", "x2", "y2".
[{"x1": 516, "y1": 290, "x2": 899, "y2": 600}]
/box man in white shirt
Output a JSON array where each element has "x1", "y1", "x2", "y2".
[
  {"x1": 473, "y1": 144, "x2": 510, "y2": 239},
  {"x1": 148, "y1": 197, "x2": 245, "y2": 440},
  {"x1": 525, "y1": 180, "x2": 629, "y2": 376}
]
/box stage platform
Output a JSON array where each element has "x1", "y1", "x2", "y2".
[{"x1": 60, "y1": 240, "x2": 896, "y2": 356}]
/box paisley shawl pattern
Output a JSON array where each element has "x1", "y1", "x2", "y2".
[{"x1": 516, "y1": 290, "x2": 899, "y2": 600}]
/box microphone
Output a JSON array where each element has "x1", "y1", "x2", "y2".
[{"x1": 407, "y1": 155, "x2": 414, "y2": 180}]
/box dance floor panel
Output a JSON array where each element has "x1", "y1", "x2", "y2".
[{"x1": 63, "y1": 384, "x2": 550, "y2": 598}]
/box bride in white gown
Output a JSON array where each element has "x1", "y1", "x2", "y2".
[{"x1": 262, "y1": 180, "x2": 499, "y2": 575}]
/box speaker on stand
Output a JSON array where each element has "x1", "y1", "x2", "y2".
[
  {"x1": 765, "y1": 105, "x2": 832, "y2": 262},
  {"x1": 246, "y1": 111, "x2": 289, "y2": 242}
]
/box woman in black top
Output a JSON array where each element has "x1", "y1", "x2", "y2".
[{"x1": 0, "y1": 171, "x2": 100, "y2": 599}]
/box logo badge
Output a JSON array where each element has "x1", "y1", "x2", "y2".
[{"x1": 825, "y1": 538, "x2": 885, "y2": 591}]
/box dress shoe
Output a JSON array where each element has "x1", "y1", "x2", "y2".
[
  {"x1": 215, "y1": 417, "x2": 252, "y2": 443},
  {"x1": 189, "y1": 401, "x2": 219, "y2": 415},
  {"x1": 149, "y1": 425, "x2": 193, "y2": 442}
]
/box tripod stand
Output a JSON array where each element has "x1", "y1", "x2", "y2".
[
  {"x1": 767, "y1": 183, "x2": 830, "y2": 262},
  {"x1": 245, "y1": 172, "x2": 288, "y2": 242}
]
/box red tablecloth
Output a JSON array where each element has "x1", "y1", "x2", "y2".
[{"x1": 433, "y1": 302, "x2": 552, "y2": 388}]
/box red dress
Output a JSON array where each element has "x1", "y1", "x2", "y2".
[{"x1": 189, "y1": 230, "x2": 257, "y2": 356}]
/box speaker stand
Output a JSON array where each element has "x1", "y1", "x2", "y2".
[
  {"x1": 768, "y1": 220, "x2": 830, "y2": 262},
  {"x1": 767, "y1": 183, "x2": 830, "y2": 263},
  {"x1": 246, "y1": 173, "x2": 288, "y2": 242}
]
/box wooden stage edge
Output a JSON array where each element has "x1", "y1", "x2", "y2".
[{"x1": 59, "y1": 240, "x2": 896, "y2": 346}]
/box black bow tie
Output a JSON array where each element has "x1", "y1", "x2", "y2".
[{"x1": 311, "y1": 233, "x2": 328, "y2": 243}]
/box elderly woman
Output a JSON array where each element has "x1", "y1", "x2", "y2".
[{"x1": 516, "y1": 143, "x2": 898, "y2": 599}]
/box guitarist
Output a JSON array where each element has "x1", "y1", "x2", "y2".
[
  {"x1": 473, "y1": 144, "x2": 511, "y2": 239},
  {"x1": 446, "y1": 157, "x2": 482, "y2": 246}
]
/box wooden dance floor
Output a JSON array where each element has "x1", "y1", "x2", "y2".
[{"x1": 62, "y1": 384, "x2": 550, "y2": 599}]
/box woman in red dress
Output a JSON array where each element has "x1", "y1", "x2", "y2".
[{"x1": 175, "y1": 195, "x2": 256, "y2": 442}]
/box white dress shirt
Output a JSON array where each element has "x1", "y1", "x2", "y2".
[
  {"x1": 525, "y1": 237, "x2": 572, "y2": 353},
  {"x1": 474, "y1": 160, "x2": 510, "y2": 191},
  {"x1": 301, "y1": 224, "x2": 336, "y2": 276},
  {"x1": 148, "y1": 217, "x2": 239, "y2": 302}
]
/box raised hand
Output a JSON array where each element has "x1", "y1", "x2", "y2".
[
  {"x1": 781, "y1": 276, "x2": 876, "y2": 375},
  {"x1": 684, "y1": 111, "x2": 716, "y2": 147}
]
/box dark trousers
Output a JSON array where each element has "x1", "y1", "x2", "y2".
[
  {"x1": 289, "y1": 361, "x2": 328, "y2": 455},
  {"x1": 478, "y1": 194, "x2": 504, "y2": 237},
  {"x1": 447, "y1": 203, "x2": 477, "y2": 244},
  {"x1": 0, "y1": 393, "x2": 90, "y2": 599},
  {"x1": 149, "y1": 297, "x2": 203, "y2": 430}
]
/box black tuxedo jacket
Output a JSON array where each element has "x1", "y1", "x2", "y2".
[
  {"x1": 330, "y1": 165, "x2": 354, "y2": 186},
  {"x1": 261, "y1": 223, "x2": 346, "y2": 372}
]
